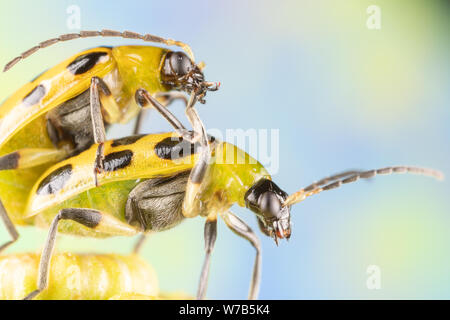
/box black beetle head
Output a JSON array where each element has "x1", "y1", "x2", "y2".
[
  {"x1": 161, "y1": 51, "x2": 218, "y2": 103},
  {"x1": 245, "y1": 179, "x2": 291, "y2": 244}
]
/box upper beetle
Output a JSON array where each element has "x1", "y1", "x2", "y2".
[{"x1": 0, "y1": 29, "x2": 218, "y2": 223}]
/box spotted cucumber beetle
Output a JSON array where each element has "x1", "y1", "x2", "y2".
[
  {"x1": 0, "y1": 252, "x2": 161, "y2": 300},
  {"x1": 1, "y1": 94, "x2": 441, "y2": 300},
  {"x1": 0, "y1": 30, "x2": 217, "y2": 251},
  {"x1": 0, "y1": 94, "x2": 444, "y2": 299},
  {"x1": 1, "y1": 29, "x2": 218, "y2": 160}
]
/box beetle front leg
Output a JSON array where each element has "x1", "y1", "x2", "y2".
[
  {"x1": 182, "y1": 144, "x2": 210, "y2": 218},
  {"x1": 184, "y1": 92, "x2": 209, "y2": 145},
  {"x1": 135, "y1": 88, "x2": 212, "y2": 218},
  {"x1": 134, "y1": 89, "x2": 193, "y2": 140},
  {"x1": 24, "y1": 208, "x2": 138, "y2": 300},
  {"x1": 179, "y1": 92, "x2": 213, "y2": 217},
  {"x1": 133, "y1": 92, "x2": 188, "y2": 135},
  {"x1": 0, "y1": 198, "x2": 19, "y2": 253},
  {"x1": 197, "y1": 216, "x2": 217, "y2": 300},
  {"x1": 220, "y1": 211, "x2": 262, "y2": 300}
]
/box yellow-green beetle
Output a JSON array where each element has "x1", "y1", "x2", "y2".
[
  {"x1": 1, "y1": 29, "x2": 217, "y2": 162},
  {"x1": 0, "y1": 94, "x2": 444, "y2": 300},
  {"x1": 2, "y1": 91, "x2": 442, "y2": 300},
  {"x1": 0, "y1": 29, "x2": 217, "y2": 252}
]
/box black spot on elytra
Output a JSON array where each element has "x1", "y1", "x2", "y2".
[
  {"x1": 23, "y1": 84, "x2": 46, "y2": 107},
  {"x1": 67, "y1": 52, "x2": 108, "y2": 75},
  {"x1": 154, "y1": 135, "x2": 216, "y2": 160},
  {"x1": 37, "y1": 164, "x2": 73, "y2": 195},
  {"x1": 111, "y1": 134, "x2": 145, "y2": 147},
  {"x1": 154, "y1": 137, "x2": 197, "y2": 160},
  {"x1": 102, "y1": 150, "x2": 133, "y2": 172},
  {"x1": 0, "y1": 152, "x2": 20, "y2": 170}
]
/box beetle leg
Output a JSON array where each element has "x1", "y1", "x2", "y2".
[
  {"x1": 155, "y1": 91, "x2": 189, "y2": 108},
  {"x1": 0, "y1": 198, "x2": 19, "y2": 253},
  {"x1": 182, "y1": 93, "x2": 211, "y2": 217},
  {"x1": 184, "y1": 92, "x2": 208, "y2": 145},
  {"x1": 181, "y1": 91, "x2": 214, "y2": 217},
  {"x1": 133, "y1": 92, "x2": 188, "y2": 135},
  {"x1": 25, "y1": 208, "x2": 138, "y2": 300},
  {"x1": 89, "y1": 77, "x2": 108, "y2": 144},
  {"x1": 90, "y1": 77, "x2": 122, "y2": 184},
  {"x1": 24, "y1": 208, "x2": 138, "y2": 300},
  {"x1": 197, "y1": 216, "x2": 217, "y2": 300},
  {"x1": 0, "y1": 148, "x2": 67, "y2": 170},
  {"x1": 135, "y1": 89, "x2": 212, "y2": 218},
  {"x1": 182, "y1": 144, "x2": 210, "y2": 218},
  {"x1": 134, "y1": 89, "x2": 194, "y2": 141},
  {"x1": 220, "y1": 211, "x2": 261, "y2": 300}
]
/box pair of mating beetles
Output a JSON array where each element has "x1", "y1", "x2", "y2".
[{"x1": 0, "y1": 29, "x2": 443, "y2": 300}]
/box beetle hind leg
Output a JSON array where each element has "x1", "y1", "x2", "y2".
[{"x1": 24, "y1": 208, "x2": 138, "y2": 299}]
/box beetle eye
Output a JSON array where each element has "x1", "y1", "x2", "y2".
[
  {"x1": 259, "y1": 191, "x2": 282, "y2": 218},
  {"x1": 168, "y1": 51, "x2": 193, "y2": 76}
]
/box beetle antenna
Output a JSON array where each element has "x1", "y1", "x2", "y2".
[
  {"x1": 284, "y1": 165, "x2": 444, "y2": 207},
  {"x1": 3, "y1": 29, "x2": 195, "y2": 72},
  {"x1": 302, "y1": 170, "x2": 364, "y2": 191}
]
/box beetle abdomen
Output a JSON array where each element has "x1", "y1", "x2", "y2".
[
  {"x1": 34, "y1": 179, "x2": 141, "y2": 237},
  {"x1": 46, "y1": 90, "x2": 95, "y2": 155},
  {"x1": 125, "y1": 171, "x2": 190, "y2": 231}
]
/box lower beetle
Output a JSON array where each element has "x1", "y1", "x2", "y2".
[{"x1": 0, "y1": 89, "x2": 444, "y2": 299}]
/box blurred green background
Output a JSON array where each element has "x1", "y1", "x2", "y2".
[{"x1": 0, "y1": 0, "x2": 449, "y2": 299}]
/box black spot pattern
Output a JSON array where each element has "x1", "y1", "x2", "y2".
[
  {"x1": 111, "y1": 135, "x2": 145, "y2": 147},
  {"x1": 67, "y1": 52, "x2": 108, "y2": 75},
  {"x1": 0, "y1": 152, "x2": 19, "y2": 170},
  {"x1": 102, "y1": 150, "x2": 133, "y2": 172},
  {"x1": 23, "y1": 84, "x2": 46, "y2": 107},
  {"x1": 37, "y1": 164, "x2": 73, "y2": 195},
  {"x1": 154, "y1": 137, "x2": 197, "y2": 160}
]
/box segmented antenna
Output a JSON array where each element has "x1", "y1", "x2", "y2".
[
  {"x1": 284, "y1": 166, "x2": 444, "y2": 206},
  {"x1": 302, "y1": 170, "x2": 363, "y2": 191},
  {"x1": 3, "y1": 29, "x2": 195, "y2": 72}
]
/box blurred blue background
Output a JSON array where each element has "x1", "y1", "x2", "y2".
[{"x1": 0, "y1": 0, "x2": 449, "y2": 299}]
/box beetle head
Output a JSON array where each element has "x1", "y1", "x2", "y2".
[
  {"x1": 161, "y1": 51, "x2": 218, "y2": 103},
  {"x1": 245, "y1": 179, "x2": 291, "y2": 245}
]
